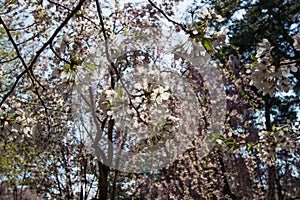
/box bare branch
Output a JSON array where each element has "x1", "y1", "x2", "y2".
[{"x1": 9, "y1": 23, "x2": 36, "y2": 31}]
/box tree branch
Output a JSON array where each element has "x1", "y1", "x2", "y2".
[
  {"x1": 48, "y1": 0, "x2": 99, "y2": 28},
  {"x1": 50, "y1": 42, "x2": 71, "y2": 64},
  {"x1": 0, "y1": 16, "x2": 37, "y2": 84},
  {"x1": 0, "y1": 0, "x2": 86, "y2": 107},
  {"x1": 147, "y1": 0, "x2": 191, "y2": 35},
  {"x1": 0, "y1": 56, "x2": 18, "y2": 63}
]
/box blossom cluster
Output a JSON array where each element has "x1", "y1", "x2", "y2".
[
  {"x1": 248, "y1": 38, "x2": 298, "y2": 95},
  {"x1": 104, "y1": 66, "x2": 180, "y2": 147},
  {"x1": 199, "y1": 7, "x2": 224, "y2": 23},
  {"x1": 256, "y1": 125, "x2": 299, "y2": 166}
]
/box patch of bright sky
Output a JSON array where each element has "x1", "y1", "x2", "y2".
[
  {"x1": 232, "y1": 9, "x2": 246, "y2": 20},
  {"x1": 275, "y1": 90, "x2": 300, "y2": 122}
]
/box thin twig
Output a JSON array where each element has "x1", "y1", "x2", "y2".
[
  {"x1": 17, "y1": 33, "x2": 40, "y2": 45},
  {"x1": 9, "y1": 23, "x2": 36, "y2": 31},
  {"x1": 280, "y1": 59, "x2": 300, "y2": 66},
  {"x1": 0, "y1": 56, "x2": 18, "y2": 63},
  {"x1": 50, "y1": 42, "x2": 71, "y2": 64}
]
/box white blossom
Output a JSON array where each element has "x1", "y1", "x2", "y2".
[
  {"x1": 293, "y1": 31, "x2": 300, "y2": 51},
  {"x1": 150, "y1": 86, "x2": 170, "y2": 104},
  {"x1": 256, "y1": 38, "x2": 272, "y2": 58},
  {"x1": 200, "y1": 7, "x2": 210, "y2": 19},
  {"x1": 107, "y1": 110, "x2": 114, "y2": 116},
  {"x1": 248, "y1": 38, "x2": 298, "y2": 95},
  {"x1": 290, "y1": 64, "x2": 298, "y2": 73},
  {"x1": 216, "y1": 139, "x2": 223, "y2": 145},
  {"x1": 215, "y1": 14, "x2": 224, "y2": 22},
  {"x1": 105, "y1": 89, "x2": 116, "y2": 102},
  {"x1": 133, "y1": 82, "x2": 143, "y2": 90}
]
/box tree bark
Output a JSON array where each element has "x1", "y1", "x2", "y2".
[
  {"x1": 265, "y1": 95, "x2": 276, "y2": 200},
  {"x1": 98, "y1": 162, "x2": 109, "y2": 200},
  {"x1": 111, "y1": 170, "x2": 119, "y2": 200},
  {"x1": 267, "y1": 165, "x2": 276, "y2": 200},
  {"x1": 218, "y1": 151, "x2": 236, "y2": 200},
  {"x1": 235, "y1": 157, "x2": 252, "y2": 199}
]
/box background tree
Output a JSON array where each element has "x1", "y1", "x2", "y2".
[{"x1": 207, "y1": 0, "x2": 300, "y2": 199}]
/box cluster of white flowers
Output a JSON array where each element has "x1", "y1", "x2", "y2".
[
  {"x1": 248, "y1": 38, "x2": 298, "y2": 95},
  {"x1": 199, "y1": 7, "x2": 224, "y2": 23},
  {"x1": 293, "y1": 31, "x2": 300, "y2": 51},
  {"x1": 173, "y1": 7, "x2": 226, "y2": 60},
  {"x1": 150, "y1": 86, "x2": 171, "y2": 104},
  {"x1": 105, "y1": 66, "x2": 179, "y2": 137},
  {"x1": 105, "y1": 89, "x2": 116, "y2": 103},
  {"x1": 256, "y1": 126, "x2": 299, "y2": 166},
  {"x1": 71, "y1": 22, "x2": 222, "y2": 171}
]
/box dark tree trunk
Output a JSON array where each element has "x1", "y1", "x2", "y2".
[
  {"x1": 218, "y1": 151, "x2": 236, "y2": 200},
  {"x1": 265, "y1": 95, "x2": 276, "y2": 200},
  {"x1": 98, "y1": 162, "x2": 109, "y2": 200},
  {"x1": 267, "y1": 165, "x2": 276, "y2": 200},
  {"x1": 235, "y1": 157, "x2": 252, "y2": 199}
]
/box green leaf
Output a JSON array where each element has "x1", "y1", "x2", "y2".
[
  {"x1": 124, "y1": 27, "x2": 129, "y2": 36},
  {"x1": 194, "y1": 23, "x2": 202, "y2": 33},
  {"x1": 83, "y1": 62, "x2": 96, "y2": 70},
  {"x1": 65, "y1": 63, "x2": 71, "y2": 72},
  {"x1": 226, "y1": 141, "x2": 234, "y2": 145},
  {"x1": 76, "y1": 11, "x2": 83, "y2": 16},
  {"x1": 247, "y1": 143, "x2": 252, "y2": 151},
  {"x1": 271, "y1": 124, "x2": 276, "y2": 131},
  {"x1": 201, "y1": 38, "x2": 213, "y2": 51},
  {"x1": 211, "y1": 133, "x2": 225, "y2": 143},
  {"x1": 115, "y1": 0, "x2": 120, "y2": 10},
  {"x1": 116, "y1": 86, "x2": 123, "y2": 98},
  {"x1": 229, "y1": 144, "x2": 236, "y2": 151},
  {"x1": 250, "y1": 54, "x2": 257, "y2": 61},
  {"x1": 162, "y1": 133, "x2": 168, "y2": 137}
]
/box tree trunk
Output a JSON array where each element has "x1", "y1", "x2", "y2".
[
  {"x1": 265, "y1": 95, "x2": 276, "y2": 200},
  {"x1": 267, "y1": 165, "x2": 276, "y2": 200},
  {"x1": 98, "y1": 161, "x2": 109, "y2": 200},
  {"x1": 235, "y1": 157, "x2": 252, "y2": 199},
  {"x1": 218, "y1": 151, "x2": 236, "y2": 200},
  {"x1": 111, "y1": 170, "x2": 119, "y2": 200}
]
